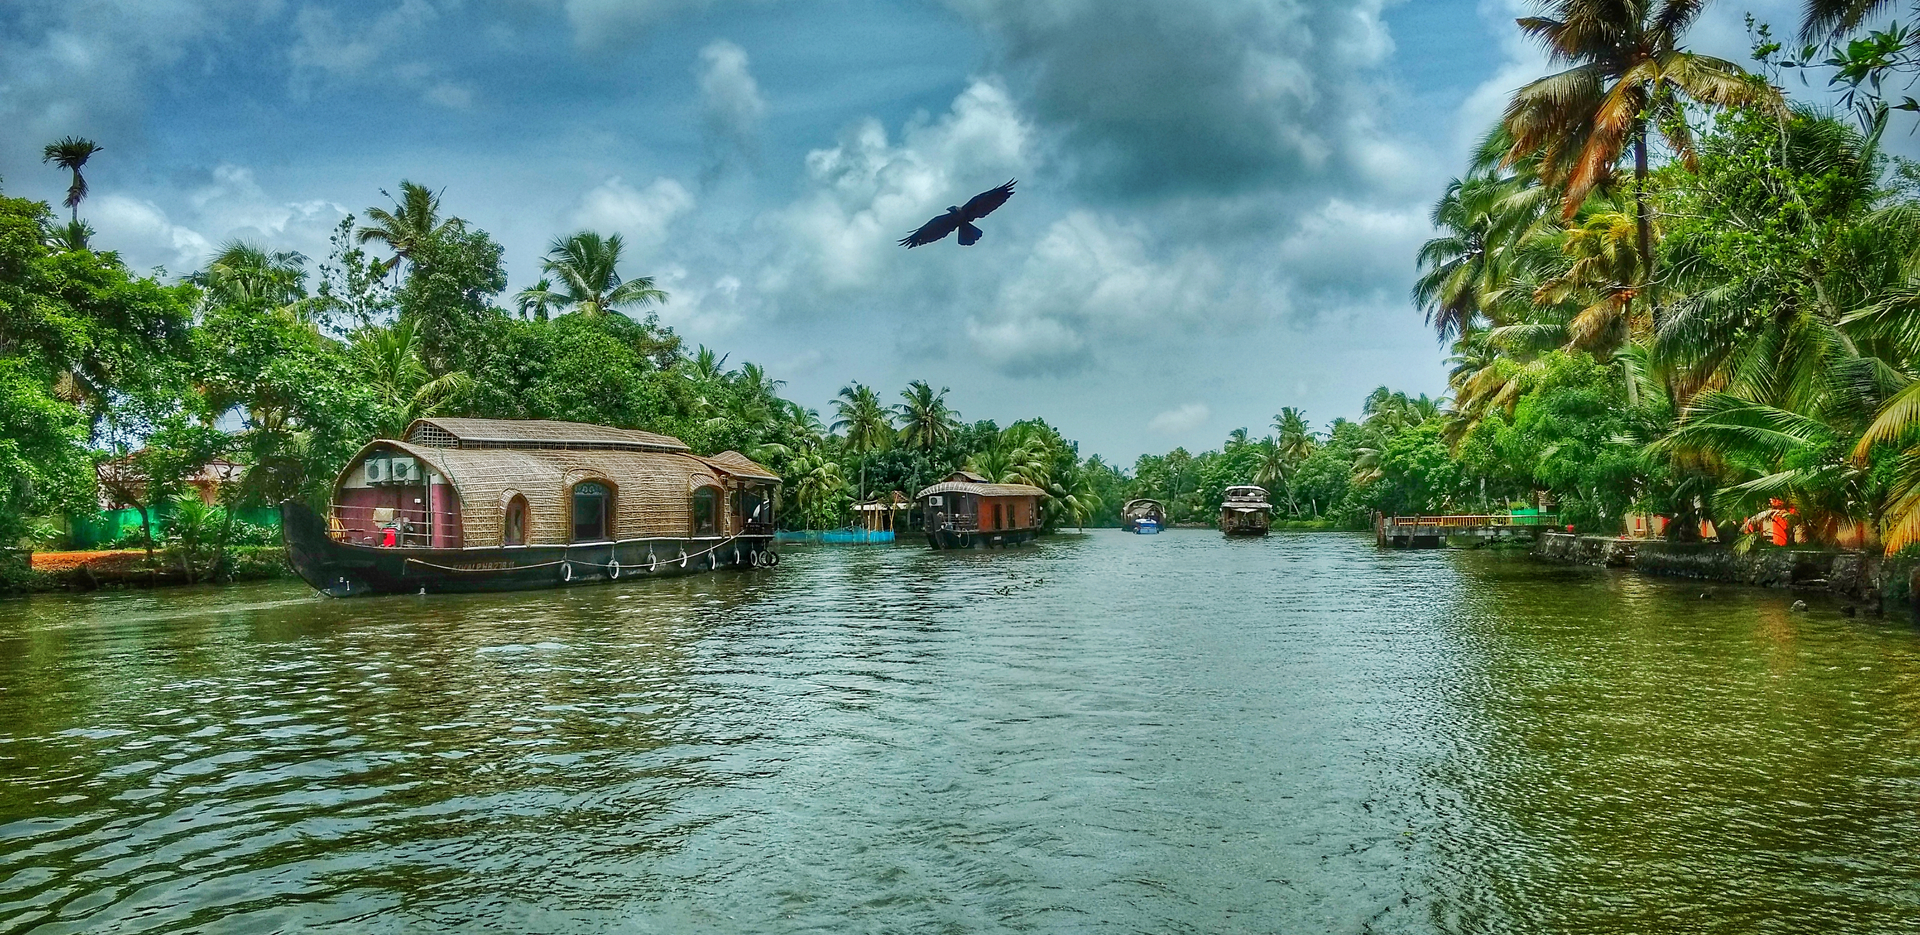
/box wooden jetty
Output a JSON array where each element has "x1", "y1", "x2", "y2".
[{"x1": 1375, "y1": 513, "x2": 1560, "y2": 548}]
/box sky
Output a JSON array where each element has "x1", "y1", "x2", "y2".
[{"x1": 0, "y1": 0, "x2": 1818, "y2": 465}]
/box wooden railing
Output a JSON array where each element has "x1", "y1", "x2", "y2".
[
  {"x1": 1380, "y1": 513, "x2": 1560, "y2": 529},
  {"x1": 328, "y1": 503, "x2": 464, "y2": 548}
]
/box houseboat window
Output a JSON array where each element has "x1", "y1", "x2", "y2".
[
  {"x1": 505, "y1": 496, "x2": 529, "y2": 546},
  {"x1": 994, "y1": 503, "x2": 1005, "y2": 529},
  {"x1": 693, "y1": 487, "x2": 719, "y2": 535},
  {"x1": 573, "y1": 482, "x2": 610, "y2": 542}
]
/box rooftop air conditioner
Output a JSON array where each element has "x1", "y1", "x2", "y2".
[
  {"x1": 363, "y1": 458, "x2": 389, "y2": 484},
  {"x1": 389, "y1": 457, "x2": 420, "y2": 483}
]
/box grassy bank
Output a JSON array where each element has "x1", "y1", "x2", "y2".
[{"x1": 2, "y1": 547, "x2": 295, "y2": 595}]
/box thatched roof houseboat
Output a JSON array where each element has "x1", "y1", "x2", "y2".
[
  {"x1": 1122, "y1": 498, "x2": 1165, "y2": 534},
  {"x1": 1219, "y1": 485, "x2": 1272, "y2": 537},
  {"x1": 915, "y1": 470, "x2": 1046, "y2": 549},
  {"x1": 282, "y1": 418, "x2": 780, "y2": 596}
]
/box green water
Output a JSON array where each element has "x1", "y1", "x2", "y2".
[{"x1": 1, "y1": 531, "x2": 1917, "y2": 933}]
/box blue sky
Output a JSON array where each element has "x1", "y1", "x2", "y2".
[{"x1": 0, "y1": 0, "x2": 1814, "y2": 463}]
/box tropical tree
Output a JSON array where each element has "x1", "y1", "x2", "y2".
[
  {"x1": 357, "y1": 181, "x2": 455, "y2": 275},
  {"x1": 896, "y1": 381, "x2": 961, "y2": 452},
  {"x1": 353, "y1": 319, "x2": 474, "y2": 439},
  {"x1": 41, "y1": 137, "x2": 102, "y2": 224},
  {"x1": 1501, "y1": 0, "x2": 1780, "y2": 289},
  {"x1": 1274, "y1": 407, "x2": 1316, "y2": 463},
  {"x1": 832, "y1": 382, "x2": 893, "y2": 499},
  {"x1": 516, "y1": 278, "x2": 559, "y2": 321},
  {"x1": 524, "y1": 231, "x2": 667, "y2": 319},
  {"x1": 196, "y1": 241, "x2": 309, "y2": 309}
]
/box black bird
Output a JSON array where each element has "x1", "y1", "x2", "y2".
[{"x1": 898, "y1": 180, "x2": 1016, "y2": 248}]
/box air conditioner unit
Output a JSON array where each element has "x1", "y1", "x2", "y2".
[
  {"x1": 389, "y1": 457, "x2": 419, "y2": 483},
  {"x1": 363, "y1": 458, "x2": 389, "y2": 484},
  {"x1": 927, "y1": 495, "x2": 944, "y2": 506}
]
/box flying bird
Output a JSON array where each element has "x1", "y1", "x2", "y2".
[{"x1": 898, "y1": 180, "x2": 1016, "y2": 248}]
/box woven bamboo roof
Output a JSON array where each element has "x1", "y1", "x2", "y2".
[
  {"x1": 916, "y1": 479, "x2": 1048, "y2": 499},
  {"x1": 339, "y1": 439, "x2": 733, "y2": 546},
  {"x1": 405, "y1": 418, "x2": 690, "y2": 452},
  {"x1": 698, "y1": 450, "x2": 781, "y2": 482}
]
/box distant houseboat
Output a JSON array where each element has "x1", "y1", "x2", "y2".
[
  {"x1": 916, "y1": 471, "x2": 1046, "y2": 549},
  {"x1": 1219, "y1": 485, "x2": 1272, "y2": 537},
  {"x1": 282, "y1": 418, "x2": 780, "y2": 596},
  {"x1": 1123, "y1": 498, "x2": 1165, "y2": 534}
]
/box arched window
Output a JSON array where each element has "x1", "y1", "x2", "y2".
[
  {"x1": 504, "y1": 495, "x2": 529, "y2": 546},
  {"x1": 692, "y1": 486, "x2": 719, "y2": 535},
  {"x1": 573, "y1": 481, "x2": 611, "y2": 542}
]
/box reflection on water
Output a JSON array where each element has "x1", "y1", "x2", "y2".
[{"x1": 1, "y1": 532, "x2": 1916, "y2": 933}]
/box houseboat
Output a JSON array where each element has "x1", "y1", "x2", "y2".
[
  {"x1": 281, "y1": 418, "x2": 781, "y2": 596},
  {"x1": 916, "y1": 471, "x2": 1047, "y2": 549},
  {"x1": 1122, "y1": 498, "x2": 1165, "y2": 534},
  {"x1": 1219, "y1": 485, "x2": 1272, "y2": 537}
]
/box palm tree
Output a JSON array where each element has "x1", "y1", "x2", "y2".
[
  {"x1": 532, "y1": 232, "x2": 668, "y2": 318},
  {"x1": 41, "y1": 137, "x2": 102, "y2": 224},
  {"x1": 354, "y1": 319, "x2": 474, "y2": 438},
  {"x1": 198, "y1": 240, "x2": 309, "y2": 308},
  {"x1": 1252, "y1": 437, "x2": 1295, "y2": 513},
  {"x1": 832, "y1": 383, "x2": 893, "y2": 500},
  {"x1": 516, "y1": 278, "x2": 559, "y2": 321},
  {"x1": 1273, "y1": 408, "x2": 1315, "y2": 463},
  {"x1": 895, "y1": 381, "x2": 960, "y2": 452},
  {"x1": 357, "y1": 181, "x2": 455, "y2": 275},
  {"x1": 1501, "y1": 0, "x2": 1779, "y2": 287}
]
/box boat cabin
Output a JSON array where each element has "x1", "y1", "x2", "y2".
[
  {"x1": 1123, "y1": 498, "x2": 1166, "y2": 533},
  {"x1": 1219, "y1": 485, "x2": 1272, "y2": 537},
  {"x1": 915, "y1": 471, "x2": 1047, "y2": 549},
  {"x1": 327, "y1": 418, "x2": 780, "y2": 549}
]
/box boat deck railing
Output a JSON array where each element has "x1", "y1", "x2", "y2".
[
  {"x1": 328, "y1": 502, "x2": 465, "y2": 548},
  {"x1": 1379, "y1": 513, "x2": 1561, "y2": 528}
]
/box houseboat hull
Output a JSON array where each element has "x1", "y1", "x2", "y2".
[
  {"x1": 923, "y1": 527, "x2": 1040, "y2": 550},
  {"x1": 1222, "y1": 525, "x2": 1270, "y2": 537},
  {"x1": 282, "y1": 501, "x2": 775, "y2": 597},
  {"x1": 1129, "y1": 519, "x2": 1161, "y2": 534}
]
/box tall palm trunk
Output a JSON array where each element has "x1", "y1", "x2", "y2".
[{"x1": 1634, "y1": 123, "x2": 1653, "y2": 327}]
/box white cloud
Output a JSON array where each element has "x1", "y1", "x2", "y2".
[
  {"x1": 696, "y1": 39, "x2": 766, "y2": 172},
  {"x1": 424, "y1": 80, "x2": 475, "y2": 109},
  {"x1": 1147, "y1": 403, "x2": 1210, "y2": 434},
  {"x1": 571, "y1": 176, "x2": 695, "y2": 254},
  {"x1": 89, "y1": 195, "x2": 213, "y2": 271},
  {"x1": 762, "y1": 79, "x2": 1031, "y2": 294},
  {"x1": 561, "y1": 0, "x2": 699, "y2": 50}
]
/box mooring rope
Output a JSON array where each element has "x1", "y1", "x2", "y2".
[{"x1": 403, "y1": 532, "x2": 759, "y2": 574}]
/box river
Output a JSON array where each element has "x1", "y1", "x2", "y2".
[{"x1": 1, "y1": 531, "x2": 1917, "y2": 933}]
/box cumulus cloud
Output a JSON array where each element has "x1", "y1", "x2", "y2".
[
  {"x1": 89, "y1": 196, "x2": 214, "y2": 271},
  {"x1": 571, "y1": 176, "x2": 696, "y2": 254},
  {"x1": 947, "y1": 0, "x2": 1407, "y2": 200},
  {"x1": 1147, "y1": 403, "x2": 1210, "y2": 434},
  {"x1": 762, "y1": 79, "x2": 1031, "y2": 295},
  {"x1": 696, "y1": 40, "x2": 766, "y2": 176},
  {"x1": 560, "y1": 0, "x2": 702, "y2": 50}
]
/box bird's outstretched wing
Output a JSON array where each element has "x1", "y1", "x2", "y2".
[
  {"x1": 899, "y1": 212, "x2": 962, "y2": 248},
  {"x1": 960, "y1": 180, "x2": 1016, "y2": 221}
]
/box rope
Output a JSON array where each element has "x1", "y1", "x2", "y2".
[{"x1": 403, "y1": 532, "x2": 758, "y2": 575}]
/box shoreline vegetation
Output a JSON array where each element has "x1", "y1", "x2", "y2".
[{"x1": 15, "y1": 2, "x2": 1920, "y2": 599}]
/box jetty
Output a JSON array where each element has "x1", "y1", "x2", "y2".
[{"x1": 1375, "y1": 513, "x2": 1559, "y2": 548}]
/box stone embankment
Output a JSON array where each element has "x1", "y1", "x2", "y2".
[{"x1": 1533, "y1": 532, "x2": 1918, "y2": 610}]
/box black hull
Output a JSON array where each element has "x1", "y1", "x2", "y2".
[
  {"x1": 924, "y1": 527, "x2": 1039, "y2": 550},
  {"x1": 281, "y1": 501, "x2": 776, "y2": 597},
  {"x1": 1223, "y1": 527, "x2": 1270, "y2": 537}
]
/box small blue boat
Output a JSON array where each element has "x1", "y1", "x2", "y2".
[{"x1": 1123, "y1": 499, "x2": 1165, "y2": 534}]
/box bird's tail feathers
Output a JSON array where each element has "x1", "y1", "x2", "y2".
[{"x1": 958, "y1": 222, "x2": 983, "y2": 246}]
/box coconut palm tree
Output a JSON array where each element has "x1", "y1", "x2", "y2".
[
  {"x1": 895, "y1": 381, "x2": 960, "y2": 452},
  {"x1": 530, "y1": 231, "x2": 668, "y2": 318},
  {"x1": 197, "y1": 240, "x2": 309, "y2": 308},
  {"x1": 357, "y1": 181, "x2": 457, "y2": 275},
  {"x1": 41, "y1": 137, "x2": 102, "y2": 224},
  {"x1": 353, "y1": 318, "x2": 474, "y2": 439},
  {"x1": 1273, "y1": 408, "x2": 1315, "y2": 463},
  {"x1": 1501, "y1": 0, "x2": 1780, "y2": 286},
  {"x1": 1252, "y1": 437, "x2": 1296, "y2": 514},
  {"x1": 832, "y1": 383, "x2": 893, "y2": 499},
  {"x1": 515, "y1": 278, "x2": 559, "y2": 321}
]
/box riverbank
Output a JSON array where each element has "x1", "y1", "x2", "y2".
[
  {"x1": 1, "y1": 547, "x2": 294, "y2": 594},
  {"x1": 1532, "y1": 532, "x2": 1919, "y2": 610}
]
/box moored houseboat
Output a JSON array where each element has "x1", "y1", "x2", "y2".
[
  {"x1": 282, "y1": 418, "x2": 780, "y2": 596},
  {"x1": 1219, "y1": 485, "x2": 1272, "y2": 537},
  {"x1": 1122, "y1": 498, "x2": 1165, "y2": 534},
  {"x1": 916, "y1": 471, "x2": 1046, "y2": 549}
]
